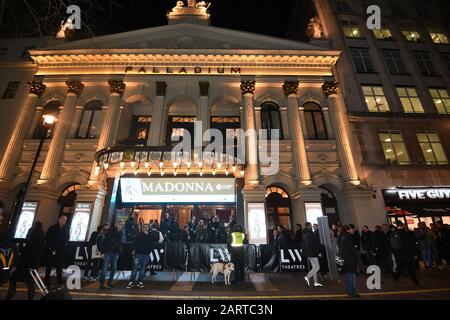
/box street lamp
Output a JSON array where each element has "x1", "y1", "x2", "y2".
[{"x1": 8, "y1": 114, "x2": 57, "y2": 234}]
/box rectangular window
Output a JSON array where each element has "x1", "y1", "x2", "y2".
[
  {"x1": 350, "y1": 48, "x2": 376, "y2": 73},
  {"x1": 362, "y1": 86, "x2": 390, "y2": 112},
  {"x1": 341, "y1": 20, "x2": 363, "y2": 38},
  {"x1": 397, "y1": 87, "x2": 424, "y2": 113},
  {"x1": 429, "y1": 88, "x2": 450, "y2": 114},
  {"x1": 413, "y1": 51, "x2": 436, "y2": 76},
  {"x1": 382, "y1": 50, "x2": 408, "y2": 74},
  {"x1": 334, "y1": 0, "x2": 351, "y2": 12},
  {"x1": 129, "y1": 116, "x2": 151, "y2": 144},
  {"x1": 400, "y1": 27, "x2": 421, "y2": 42},
  {"x1": 379, "y1": 131, "x2": 410, "y2": 165},
  {"x1": 428, "y1": 29, "x2": 449, "y2": 44},
  {"x1": 417, "y1": 132, "x2": 448, "y2": 165},
  {"x1": 2, "y1": 81, "x2": 20, "y2": 99},
  {"x1": 373, "y1": 25, "x2": 393, "y2": 40}
]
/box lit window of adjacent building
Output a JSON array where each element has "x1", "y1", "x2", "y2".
[
  {"x1": 429, "y1": 88, "x2": 450, "y2": 114},
  {"x1": 379, "y1": 131, "x2": 410, "y2": 165},
  {"x1": 397, "y1": 87, "x2": 424, "y2": 113},
  {"x1": 382, "y1": 50, "x2": 408, "y2": 74},
  {"x1": 76, "y1": 100, "x2": 104, "y2": 139},
  {"x1": 401, "y1": 27, "x2": 421, "y2": 42},
  {"x1": 373, "y1": 25, "x2": 393, "y2": 40},
  {"x1": 413, "y1": 51, "x2": 436, "y2": 76},
  {"x1": 334, "y1": 0, "x2": 351, "y2": 12},
  {"x1": 417, "y1": 132, "x2": 448, "y2": 165},
  {"x1": 362, "y1": 86, "x2": 390, "y2": 112},
  {"x1": 350, "y1": 48, "x2": 375, "y2": 73},
  {"x1": 428, "y1": 29, "x2": 449, "y2": 44},
  {"x1": 341, "y1": 20, "x2": 363, "y2": 38},
  {"x1": 2, "y1": 81, "x2": 20, "y2": 99}
]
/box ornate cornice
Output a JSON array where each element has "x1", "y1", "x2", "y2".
[
  {"x1": 283, "y1": 81, "x2": 299, "y2": 96},
  {"x1": 108, "y1": 80, "x2": 126, "y2": 96},
  {"x1": 240, "y1": 80, "x2": 255, "y2": 96},
  {"x1": 322, "y1": 81, "x2": 338, "y2": 97},
  {"x1": 27, "y1": 80, "x2": 46, "y2": 97},
  {"x1": 66, "y1": 80, "x2": 84, "y2": 96}
]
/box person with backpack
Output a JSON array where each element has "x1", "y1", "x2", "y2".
[
  {"x1": 391, "y1": 221, "x2": 420, "y2": 286},
  {"x1": 6, "y1": 221, "x2": 45, "y2": 300}
]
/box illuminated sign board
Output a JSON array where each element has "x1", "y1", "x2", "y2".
[
  {"x1": 383, "y1": 188, "x2": 450, "y2": 203},
  {"x1": 247, "y1": 203, "x2": 267, "y2": 245},
  {"x1": 120, "y1": 177, "x2": 236, "y2": 203},
  {"x1": 69, "y1": 202, "x2": 92, "y2": 242},
  {"x1": 304, "y1": 202, "x2": 324, "y2": 226},
  {"x1": 14, "y1": 202, "x2": 38, "y2": 239}
]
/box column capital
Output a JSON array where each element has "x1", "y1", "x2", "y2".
[
  {"x1": 199, "y1": 81, "x2": 209, "y2": 96},
  {"x1": 322, "y1": 81, "x2": 338, "y2": 97},
  {"x1": 240, "y1": 80, "x2": 256, "y2": 96},
  {"x1": 156, "y1": 81, "x2": 167, "y2": 96},
  {"x1": 27, "y1": 80, "x2": 46, "y2": 97},
  {"x1": 108, "y1": 80, "x2": 126, "y2": 96},
  {"x1": 66, "y1": 80, "x2": 84, "y2": 97},
  {"x1": 283, "y1": 81, "x2": 299, "y2": 96}
]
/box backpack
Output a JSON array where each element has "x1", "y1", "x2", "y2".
[{"x1": 389, "y1": 231, "x2": 403, "y2": 251}]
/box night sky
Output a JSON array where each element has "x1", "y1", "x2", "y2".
[{"x1": 90, "y1": 0, "x2": 314, "y2": 41}]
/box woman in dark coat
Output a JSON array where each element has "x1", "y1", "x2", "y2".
[
  {"x1": 341, "y1": 226, "x2": 359, "y2": 297},
  {"x1": 7, "y1": 221, "x2": 46, "y2": 300}
]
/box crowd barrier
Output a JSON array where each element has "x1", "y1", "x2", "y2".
[{"x1": 13, "y1": 240, "x2": 324, "y2": 273}]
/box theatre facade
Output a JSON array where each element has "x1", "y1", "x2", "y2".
[{"x1": 0, "y1": 3, "x2": 377, "y2": 243}]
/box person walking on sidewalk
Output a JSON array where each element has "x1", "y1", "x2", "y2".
[
  {"x1": 99, "y1": 221, "x2": 124, "y2": 290},
  {"x1": 341, "y1": 226, "x2": 359, "y2": 298},
  {"x1": 44, "y1": 215, "x2": 68, "y2": 287},
  {"x1": 302, "y1": 222, "x2": 323, "y2": 287},
  {"x1": 127, "y1": 224, "x2": 153, "y2": 289}
]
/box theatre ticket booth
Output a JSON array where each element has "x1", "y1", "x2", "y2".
[{"x1": 382, "y1": 187, "x2": 450, "y2": 229}]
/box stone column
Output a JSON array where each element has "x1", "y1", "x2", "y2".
[
  {"x1": 198, "y1": 81, "x2": 210, "y2": 143},
  {"x1": 241, "y1": 80, "x2": 259, "y2": 187},
  {"x1": 279, "y1": 107, "x2": 289, "y2": 139},
  {"x1": 321, "y1": 107, "x2": 334, "y2": 139},
  {"x1": 69, "y1": 106, "x2": 84, "y2": 138},
  {"x1": 148, "y1": 82, "x2": 167, "y2": 146},
  {"x1": 0, "y1": 81, "x2": 46, "y2": 182},
  {"x1": 283, "y1": 81, "x2": 311, "y2": 186},
  {"x1": 27, "y1": 106, "x2": 44, "y2": 138},
  {"x1": 298, "y1": 106, "x2": 308, "y2": 138},
  {"x1": 89, "y1": 80, "x2": 126, "y2": 182},
  {"x1": 322, "y1": 82, "x2": 360, "y2": 185},
  {"x1": 39, "y1": 81, "x2": 84, "y2": 183}
]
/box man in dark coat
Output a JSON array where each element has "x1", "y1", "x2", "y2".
[
  {"x1": 99, "y1": 221, "x2": 124, "y2": 289},
  {"x1": 188, "y1": 215, "x2": 197, "y2": 241},
  {"x1": 7, "y1": 221, "x2": 45, "y2": 300},
  {"x1": 372, "y1": 225, "x2": 391, "y2": 273},
  {"x1": 302, "y1": 222, "x2": 323, "y2": 287},
  {"x1": 84, "y1": 226, "x2": 102, "y2": 280},
  {"x1": 341, "y1": 226, "x2": 359, "y2": 297},
  {"x1": 44, "y1": 215, "x2": 68, "y2": 287},
  {"x1": 294, "y1": 224, "x2": 303, "y2": 248},
  {"x1": 360, "y1": 225, "x2": 374, "y2": 268},
  {"x1": 392, "y1": 221, "x2": 420, "y2": 286},
  {"x1": 276, "y1": 225, "x2": 289, "y2": 248},
  {"x1": 208, "y1": 216, "x2": 220, "y2": 243},
  {"x1": 160, "y1": 212, "x2": 180, "y2": 242}
]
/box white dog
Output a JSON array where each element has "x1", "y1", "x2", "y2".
[{"x1": 210, "y1": 262, "x2": 235, "y2": 285}]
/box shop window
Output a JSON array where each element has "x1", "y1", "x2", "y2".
[
  {"x1": 417, "y1": 132, "x2": 448, "y2": 165},
  {"x1": 304, "y1": 102, "x2": 328, "y2": 140},
  {"x1": 413, "y1": 51, "x2": 437, "y2": 76},
  {"x1": 34, "y1": 101, "x2": 60, "y2": 139},
  {"x1": 428, "y1": 28, "x2": 449, "y2": 44},
  {"x1": 350, "y1": 48, "x2": 376, "y2": 73},
  {"x1": 166, "y1": 116, "x2": 196, "y2": 147},
  {"x1": 129, "y1": 115, "x2": 151, "y2": 145},
  {"x1": 429, "y1": 88, "x2": 450, "y2": 114},
  {"x1": 341, "y1": 20, "x2": 363, "y2": 38},
  {"x1": 362, "y1": 85, "x2": 390, "y2": 112},
  {"x1": 260, "y1": 102, "x2": 283, "y2": 140},
  {"x1": 379, "y1": 131, "x2": 411, "y2": 165},
  {"x1": 400, "y1": 27, "x2": 421, "y2": 42},
  {"x1": 396, "y1": 87, "x2": 424, "y2": 113},
  {"x1": 373, "y1": 25, "x2": 393, "y2": 40},
  {"x1": 76, "y1": 100, "x2": 103, "y2": 139},
  {"x1": 382, "y1": 50, "x2": 408, "y2": 75},
  {"x1": 2, "y1": 81, "x2": 20, "y2": 99}
]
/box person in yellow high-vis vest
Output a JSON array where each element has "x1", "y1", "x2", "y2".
[{"x1": 230, "y1": 225, "x2": 246, "y2": 283}]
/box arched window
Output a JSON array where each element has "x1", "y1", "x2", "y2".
[
  {"x1": 77, "y1": 100, "x2": 104, "y2": 139},
  {"x1": 260, "y1": 102, "x2": 283, "y2": 139},
  {"x1": 304, "y1": 102, "x2": 328, "y2": 140},
  {"x1": 265, "y1": 186, "x2": 292, "y2": 232},
  {"x1": 34, "y1": 101, "x2": 60, "y2": 139}
]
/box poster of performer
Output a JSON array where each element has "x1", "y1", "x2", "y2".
[
  {"x1": 69, "y1": 202, "x2": 91, "y2": 242},
  {"x1": 14, "y1": 202, "x2": 38, "y2": 239}
]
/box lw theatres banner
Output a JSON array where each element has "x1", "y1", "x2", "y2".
[{"x1": 120, "y1": 177, "x2": 236, "y2": 203}]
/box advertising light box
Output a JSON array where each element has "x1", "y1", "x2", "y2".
[
  {"x1": 14, "y1": 202, "x2": 38, "y2": 239},
  {"x1": 69, "y1": 202, "x2": 92, "y2": 242},
  {"x1": 247, "y1": 203, "x2": 268, "y2": 245},
  {"x1": 120, "y1": 177, "x2": 236, "y2": 203},
  {"x1": 305, "y1": 202, "x2": 324, "y2": 226}
]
